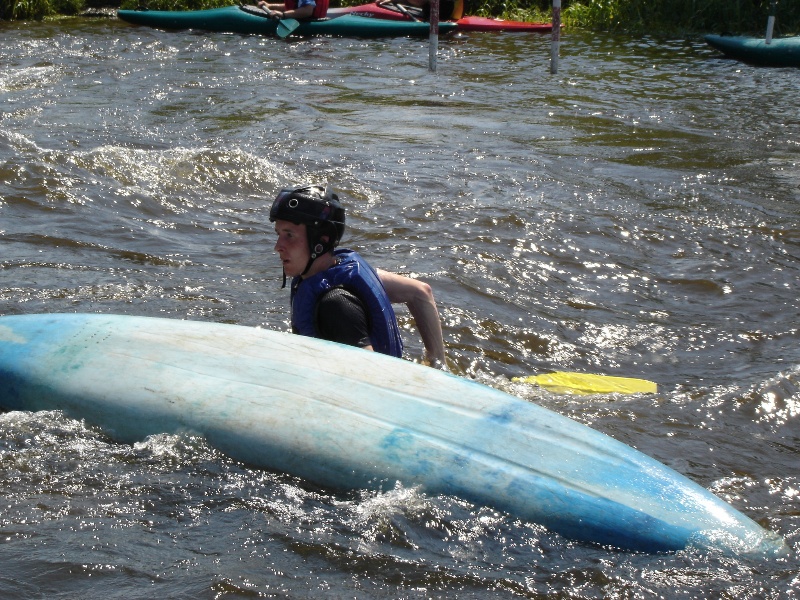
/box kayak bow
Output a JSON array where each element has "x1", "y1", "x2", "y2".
[{"x1": 705, "y1": 34, "x2": 800, "y2": 67}]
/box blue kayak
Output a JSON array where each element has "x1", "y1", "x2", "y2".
[
  {"x1": 118, "y1": 5, "x2": 457, "y2": 37},
  {"x1": 0, "y1": 313, "x2": 788, "y2": 556}
]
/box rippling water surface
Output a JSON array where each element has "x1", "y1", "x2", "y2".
[{"x1": 1, "y1": 14, "x2": 799, "y2": 598}]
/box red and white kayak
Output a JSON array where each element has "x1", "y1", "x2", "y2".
[
  {"x1": 455, "y1": 15, "x2": 553, "y2": 32},
  {"x1": 327, "y1": 2, "x2": 553, "y2": 32}
]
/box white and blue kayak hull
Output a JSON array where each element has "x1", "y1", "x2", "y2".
[{"x1": 0, "y1": 313, "x2": 786, "y2": 555}]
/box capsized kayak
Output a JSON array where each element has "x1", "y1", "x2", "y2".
[
  {"x1": 117, "y1": 6, "x2": 457, "y2": 37},
  {"x1": 705, "y1": 34, "x2": 800, "y2": 67},
  {"x1": 327, "y1": 2, "x2": 553, "y2": 32},
  {"x1": 0, "y1": 313, "x2": 787, "y2": 556}
]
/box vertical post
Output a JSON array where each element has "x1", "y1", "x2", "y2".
[
  {"x1": 550, "y1": 0, "x2": 561, "y2": 74},
  {"x1": 429, "y1": 0, "x2": 440, "y2": 72},
  {"x1": 765, "y1": 0, "x2": 778, "y2": 44}
]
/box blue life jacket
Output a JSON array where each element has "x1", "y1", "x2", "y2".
[{"x1": 290, "y1": 249, "x2": 404, "y2": 357}]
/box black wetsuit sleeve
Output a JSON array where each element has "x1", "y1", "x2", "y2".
[{"x1": 315, "y1": 287, "x2": 372, "y2": 349}]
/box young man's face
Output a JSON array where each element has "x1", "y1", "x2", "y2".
[{"x1": 273, "y1": 220, "x2": 310, "y2": 278}]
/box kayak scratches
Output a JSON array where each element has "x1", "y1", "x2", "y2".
[
  {"x1": 485, "y1": 405, "x2": 518, "y2": 425},
  {"x1": 378, "y1": 427, "x2": 445, "y2": 479},
  {"x1": 0, "y1": 325, "x2": 27, "y2": 345}
]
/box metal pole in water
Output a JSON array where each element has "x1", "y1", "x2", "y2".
[
  {"x1": 429, "y1": 0, "x2": 440, "y2": 72},
  {"x1": 550, "y1": 0, "x2": 561, "y2": 74},
  {"x1": 765, "y1": 0, "x2": 778, "y2": 44}
]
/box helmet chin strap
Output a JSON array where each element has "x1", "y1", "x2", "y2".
[
  {"x1": 300, "y1": 257, "x2": 316, "y2": 278},
  {"x1": 303, "y1": 243, "x2": 326, "y2": 274}
]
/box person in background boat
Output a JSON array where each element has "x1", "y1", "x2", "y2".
[
  {"x1": 257, "y1": 0, "x2": 328, "y2": 20},
  {"x1": 270, "y1": 184, "x2": 447, "y2": 370}
]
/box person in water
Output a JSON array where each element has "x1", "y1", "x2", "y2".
[
  {"x1": 256, "y1": 0, "x2": 328, "y2": 20},
  {"x1": 270, "y1": 184, "x2": 447, "y2": 369}
]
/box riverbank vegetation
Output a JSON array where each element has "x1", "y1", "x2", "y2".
[{"x1": 3, "y1": 0, "x2": 799, "y2": 36}]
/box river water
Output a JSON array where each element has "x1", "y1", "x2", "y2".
[{"x1": 1, "y1": 13, "x2": 799, "y2": 599}]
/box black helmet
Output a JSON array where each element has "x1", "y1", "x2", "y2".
[{"x1": 269, "y1": 184, "x2": 346, "y2": 259}]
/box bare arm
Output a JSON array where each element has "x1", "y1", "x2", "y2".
[
  {"x1": 257, "y1": 1, "x2": 315, "y2": 19},
  {"x1": 257, "y1": 2, "x2": 284, "y2": 11},
  {"x1": 377, "y1": 269, "x2": 446, "y2": 368},
  {"x1": 280, "y1": 4, "x2": 314, "y2": 18}
]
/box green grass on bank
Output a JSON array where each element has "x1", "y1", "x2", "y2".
[
  {"x1": 2, "y1": 0, "x2": 799, "y2": 37},
  {"x1": 468, "y1": 0, "x2": 798, "y2": 35},
  {"x1": 2, "y1": 0, "x2": 82, "y2": 19},
  {"x1": 559, "y1": 0, "x2": 799, "y2": 35}
]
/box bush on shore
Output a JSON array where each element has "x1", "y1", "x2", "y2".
[
  {"x1": 464, "y1": 0, "x2": 798, "y2": 35},
  {"x1": 2, "y1": 0, "x2": 799, "y2": 36},
  {"x1": 2, "y1": 0, "x2": 82, "y2": 19},
  {"x1": 560, "y1": 0, "x2": 799, "y2": 35}
]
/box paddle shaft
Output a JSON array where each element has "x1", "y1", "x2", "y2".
[{"x1": 390, "y1": 0, "x2": 421, "y2": 21}]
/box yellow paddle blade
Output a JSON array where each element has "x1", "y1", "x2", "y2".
[{"x1": 513, "y1": 372, "x2": 658, "y2": 395}]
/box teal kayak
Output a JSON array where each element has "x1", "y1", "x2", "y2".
[
  {"x1": 0, "y1": 313, "x2": 788, "y2": 556},
  {"x1": 705, "y1": 34, "x2": 800, "y2": 67},
  {"x1": 118, "y1": 5, "x2": 456, "y2": 37}
]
